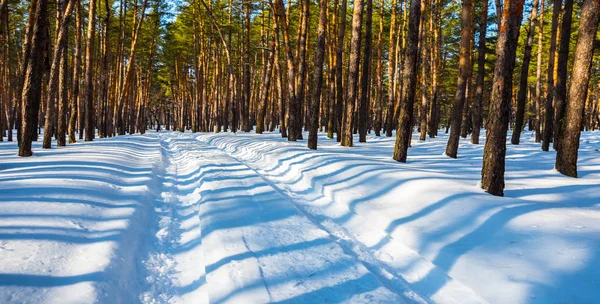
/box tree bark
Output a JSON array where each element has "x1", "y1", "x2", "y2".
[
  {"x1": 511, "y1": 0, "x2": 538, "y2": 145},
  {"x1": 471, "y1": 0, "x2": 488, "y2": 144},
  {"x1": 392, "y1": 0, "x2": 422, "y2": 162},
  {"x1": 542, "y1": 0, "x2": 562, "y2": 151},
  {"x1": 555, "y1": 0, "x2": 600, "y2": 177},
  {"x1": 83, "y1": 0, "x2": 96, "y2": 141},
  {"x1": 552, "y1": 0, "x2": 573, "y2": 149},
  {"x1": 481, "y1": 0, "x2": 525, "y2": 196},
  {"x1": 534, "y1": 0, "x2": 544, "y2": 143},
  {"x1": 384, "y1": 0, "x2": 399, "y2": 137},
  {"x1": 68, "y1": 0, "x2": 81, "y2": 144},
  {"x1": 19, "y1": 0, "x2": 48, "y2": 157},
  {"x1": 308, "y1": 0, "x2": 327, "y2": 149},
  {"x1": 358, "y1": 0, "x2": 373, "y2": 143},
  {"x1": 445, "y1": 0, "x2": 473, "y2": 158},
  {"x1": 341, "y1": 0, "x2": 364, "y2": 147}
]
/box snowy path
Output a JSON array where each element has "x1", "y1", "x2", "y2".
[
  {"x1": 1, "y1": 130, "x2": 599, "y2": 303},
  {"x1": 154, "y1": 133, "x2": 416, "y2": 303}
]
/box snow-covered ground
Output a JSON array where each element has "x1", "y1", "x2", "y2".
[{"x1": 0, "y1": 129, "x2": 598, "y2": 303}]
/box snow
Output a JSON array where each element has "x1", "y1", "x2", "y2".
[{"x1": 0, "y1": 129, "x2": 599, "y2": 303}]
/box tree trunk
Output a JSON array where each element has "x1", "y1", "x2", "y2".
[
  {"x1": 542, "y1": 0, "x2": 562, "y2": 151},
  {"x1": 83, "y1": 0, "x2": 96, "y2": 141},
  {"x1": 384, "y1": 0, "x2": 399, "y2": 137},
  {"x1": 534, "y1": 0, "x2": 544, "y2": 143},
  {"x1": 445, "y1": 0, "x2": 473, "y2": 158},
  {"x1": 481, "y1": 0, "x2": 525, "y2": 196},
  {"x1": 552, "y1": 0, "x2": 573, "y2": 149},
  {"x1": 308, "y1": 0, "x2": 327, "y2": 149},
  {"x1": 19, "y1": 0, "x2": 48, "y2": 157},
  {"x1": 340, "y1": 0, "x2": 364, "y2": 147},
  {"x1": 511, "y1": 0, "x2": 538, "y2": 145},
  {"x1": 358, "y1": 0, "x2": 373, "y2": 143},
  {"x1": 68, "y1": 0, "x2": 81, "y2": 144},
  {"x1": 392, "y1": 0, "x2": 422, "y2": 162},
  {"x1": 555, "y1": 0, "x2": 600, "y2": 177},
  {"x1": 272, "y1": 0, "x2": 299, "y2": 141},
  {"x1": 471, "y1": 0, "x2": 488, "y2": 144}
]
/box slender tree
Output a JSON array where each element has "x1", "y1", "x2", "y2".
[
  {"x1": 358, "y1": 0, "x2": 373, "y2": 143},
  {"x1": 308, "y1": 0, "x2": 327, "y2": 149},
  {"x1": 481, "y1": 0, "x2": 525, "y2": 196},
  {"x1": 392, "y1": 0, "x2": 422, "y2": 162},
  {"x1": 511, "y1": 0, "x2": 538, "y2": 145},
  {"x1": 555, "y1": 0, "x2": 600, "y2": 177},
  {"x1": 471, "y1": 0, "x2": 488, "y2": 144},
  {"x1": 552, "y1": 0, "x2": 573, "y2": 149},
  {"x1": 19, "y1": 0, "x2": 48, "y2": 157},
  {"x1": 445, "y1": 0, "x2": 473, "y2": 158},
  {"x1": 541, "y1": 0, "x2": 562, "y2": 151},
  {"x1": 340, "y1": 0, "x2": 364, "y2": 147}
]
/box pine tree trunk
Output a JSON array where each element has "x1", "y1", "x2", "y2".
[
  {"x1": 392, "y1": 0, "x2": 422, "y2": 162},
  {"x1": 83, "y1": 0, "x2": 96, "y2": 141},
  {"x1": 19, "y1": 0, "x2": 48, "y2": 157},
  {"x1": 445, "y1": 0, "x2": 473, "y2": 158},
  {"x1": 384, "y1": 0, "x2": 398, "y2": 137},
  {"x1": 511, "y1": 0, "x2": 538, "y2": 145},
  {"x1": 555, "y1": 0, "x2": 600, "y2": 177},
  {"x1": 534, "y1": 0, "x2": 544, "y2": 143},
  {"x1": 68, "y1": 0, "x2": 81, "y2": 144},
  {"x1": 358, "y1": 0, "x2": 373, "y2": 143},
  {"x1": 542, "y1": 0, "x2": 562, "y2": 151},
  {"x1": 340, "y1": 0, "x2": 364, "y2": 147},
  {"x1": 481, "y1": 0, "x2": 525, "y2": 196},
  {"x1": 552, "y1": 0, "x2": 573, "y2": 149},
  {"x1": 471, "y1": 0, "x2": 487, "y2": 144},
  {"x1": 308, "y1": 0, "x2": 327, "y2": 149}
]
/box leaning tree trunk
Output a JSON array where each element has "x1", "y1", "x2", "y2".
[
  {"x1": 481, "y1": 0, "x2": 525, "y2": 196},
  {"x1": 555, "y1": 0, "x2": 600, "y2": 177},
  {"x1": 511, "y1": 0, "x2": 538, "y2": 145},
  {"x1": 541, "y1": 0, "x2": 562, "y2": 151},
  {"x1": 552, "y1": 0, "x2": 573, "y2": 150},
  {"x1": 392, "y1": 0, "x2": 422, "y2": 162},
  {"x1": 19, "y1": 0, "x2": 48, "y2": 157},
  {"x1": 308, "y1": 0, "x2": 327, "y2": 149},
  {"x1": 445, "y1": 0, "x2": 473, "y2": 158},
  {"x1": 358, "y1": 0, "x2": 373, "y2": 143},
  {"x1": 340, "y1": 0, "x2": 364, "y2": 147}
]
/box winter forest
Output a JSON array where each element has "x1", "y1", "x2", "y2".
[{"x1": 0, "y1": 0, "x2": 599, "y2": 303}]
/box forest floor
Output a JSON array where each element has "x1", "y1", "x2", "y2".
[{"x1": 0, "y1": 129, "x2": 598, "y2": 304}]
